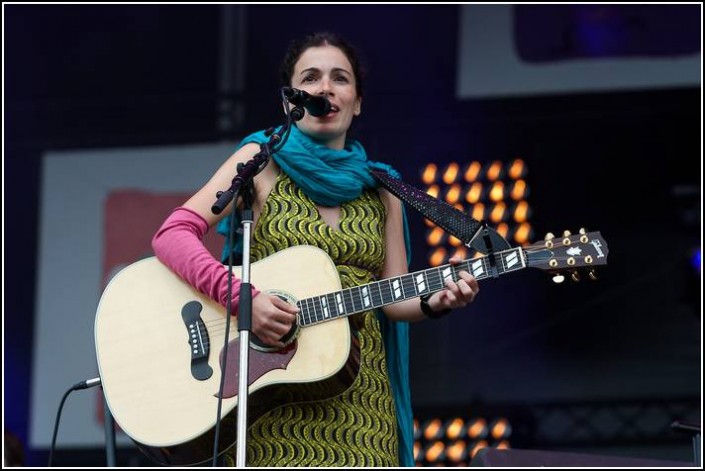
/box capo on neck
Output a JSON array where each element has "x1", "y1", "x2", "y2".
[{"x1": 480, "y1": 221, "x2": 500, "y2": 279}]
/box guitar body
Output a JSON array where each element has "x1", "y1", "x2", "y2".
[{"x1": 95, "y1": 245, "x2": 358, "y2": 465}]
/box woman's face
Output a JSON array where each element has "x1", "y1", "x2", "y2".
[{"x1": 291, "y1": 45, "x2": 361, "y2": 149}]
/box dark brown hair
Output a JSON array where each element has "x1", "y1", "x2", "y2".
[{"x1": 280, "y1": 32, "x2": 365, "y2": 98}]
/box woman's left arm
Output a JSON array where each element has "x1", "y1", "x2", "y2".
[{"x1": 378, "y1": 189, "x2": 479, "y2": 322}]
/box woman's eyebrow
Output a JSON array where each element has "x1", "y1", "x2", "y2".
[{"x1": 300, "y1": 67, "x2": 352, "y2": 76}]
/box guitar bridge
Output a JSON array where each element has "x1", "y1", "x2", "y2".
[{"x1": 181, "y1": 301, "x2": 213, "y2": 381}]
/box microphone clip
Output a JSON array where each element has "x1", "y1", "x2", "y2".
[{"x1": 281, "y1": 87, "x2": 331, "y2": 118}]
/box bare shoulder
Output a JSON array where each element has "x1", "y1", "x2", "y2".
[
  {"x1": 377, "y1": 187, "x2": 402, "y2": 215},
  {"x1": 223, "y1": 142, "x2": 264, "y2": 168},
  {"x1": 182, "y1": 142, "x2": 273, "y2": 227}
]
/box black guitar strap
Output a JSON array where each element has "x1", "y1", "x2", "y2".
[{"x1": 370, "y1": 170, "x2": 511, "y2": 255}]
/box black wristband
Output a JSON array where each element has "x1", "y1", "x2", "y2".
[{"x1": 420, "y1": 293, "x2": 452, "y2": 319}]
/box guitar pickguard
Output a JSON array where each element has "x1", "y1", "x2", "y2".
[{"x1": 216, "y1": 339, "x2": 297, "y2": 398}]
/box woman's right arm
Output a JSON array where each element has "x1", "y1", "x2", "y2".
[{"x1": 151, "y1": 143, "x2": 298, "y2": 347}]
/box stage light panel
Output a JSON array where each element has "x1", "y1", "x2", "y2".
[{"x1": 421, "y1": 158, "x2": 532, "y2": 267}]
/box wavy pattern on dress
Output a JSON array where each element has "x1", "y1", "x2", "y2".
[
  {"x1": 233, "y1": 172, "x2": 398, "y2": 466},
  {"x1": 250, "y1": 174, "x2": 385, "y2": 274}
]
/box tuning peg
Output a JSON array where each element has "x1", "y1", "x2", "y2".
[
  {"x1": 588, "y1": 269, "x2": 598, "y2": 281},
  {"x1": 578, "y1": 228, "x2": 589, "y2": 243},
  {"x1": 570, "y1": 271, "x2": 581, "y2": 283},
  {"x1": 562, "y1": 230, "x2": 572, "y2": 245},
  {"x1": 545, "y1": 232, "x2": 555, "y2": 248},
  {"x1": 552, "y1": 274, "x2": 565, "y2": 284}
]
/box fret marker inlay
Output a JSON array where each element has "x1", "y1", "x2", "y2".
[
  {"x1": 415, "y1": 273, "x2": 427, "y2": 293},
  {"x1": 321, "y1": 297, "x2": 329, "y2": 318},
  {"x1": 336, "y1": 293, "x2": 344, "y2": 314},
  {"x1": 362, "y1": 287, "x2": 370, "y2": 307},
  {"x1": 505, "y1": 251, "x2": 519, "y2": 268},
  {"x1": 392, "y1": 280, "x2": 402, "y2": 299},
  {"x1": 442, "y1": 267, "x2": 453, "y2": 282},
  {"x1": 471, "y1": 260, "x2": 484, "y2": 277}
]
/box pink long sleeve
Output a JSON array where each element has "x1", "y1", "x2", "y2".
[{"x1": 151, "y1": 206, "x2": 259, "y2": 311}]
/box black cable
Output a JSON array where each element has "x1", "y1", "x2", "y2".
[{"x1": 48, "y1": 377, "x2": 101, "y2": 466}]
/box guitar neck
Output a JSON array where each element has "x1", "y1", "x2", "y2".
[{"x1": 297, "y1": 247, "x2": 526, "y2": 326}]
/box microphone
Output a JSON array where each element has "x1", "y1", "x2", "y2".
[{"x1": 282, "y1": 87, "x2": 331, "y2": 117}]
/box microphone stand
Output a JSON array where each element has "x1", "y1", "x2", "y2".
[{"x1": 210, "y1": 89, "x2": 303, "y2": 467}]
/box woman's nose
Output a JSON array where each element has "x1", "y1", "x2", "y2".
[{"x1": 318, "y1": 76, "x2": 332, "y2": 94}]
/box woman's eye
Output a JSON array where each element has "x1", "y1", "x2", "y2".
[
  {"x1": 335, "y1": 76, "x2": 349, "y2": 82},
  {"x1": 302, "y1": 76, "x2": 316, "y2": 83}
]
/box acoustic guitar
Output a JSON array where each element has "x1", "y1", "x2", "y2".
[{"x1": 94, "y1": 230, "x2": 608, "y2": 465}]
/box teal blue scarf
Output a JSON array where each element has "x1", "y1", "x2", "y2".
[{"x1": 217, "y1": 125, "x2": 415, "y2": 467}]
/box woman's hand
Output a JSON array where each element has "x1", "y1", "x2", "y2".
[
  {"x1": 427, "y1": 256, "x2": 479, "y2": 312},
  {"x1": 251, "y1": 293, "x2": 299, "y2": 347}
]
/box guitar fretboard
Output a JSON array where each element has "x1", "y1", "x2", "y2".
[{"x1": 297, "y1": 247, "x2": 526, "y2": 326}]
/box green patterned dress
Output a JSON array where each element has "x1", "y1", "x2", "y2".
[{"x1": 231, "y1": 172, "x2": 399, "y2": 467}]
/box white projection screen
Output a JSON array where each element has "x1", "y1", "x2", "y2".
[{"x1": 31, "y1": 142, "x2": 238, "y2": 447}]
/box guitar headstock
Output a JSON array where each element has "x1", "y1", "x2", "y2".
[{"x1": 524, "y1": 228, "x2": 608, "y2": 283}]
